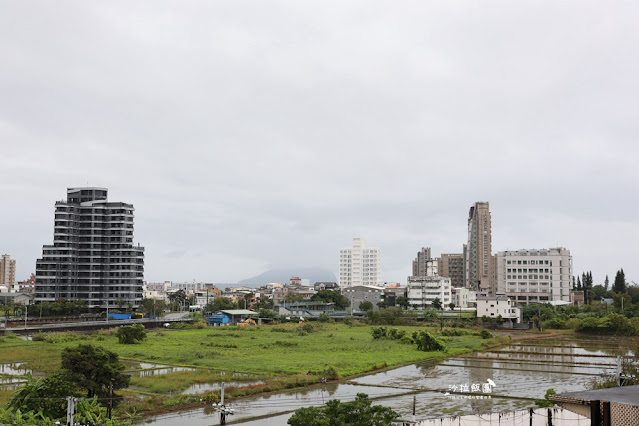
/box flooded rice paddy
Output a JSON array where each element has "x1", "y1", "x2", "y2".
[{"x1": 142, "y1": 334, "x2": 634, "y2": 425}]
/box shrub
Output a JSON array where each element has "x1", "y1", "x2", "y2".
[
  {"x1": 542, "y1": 317, "x2": 568, "y2": 330},
  {"x1": 318, "y1": 313, "x2": 331, "y2": 323},
  {"x1": 400, "y1": 336, "x2": 414, "y2": 345},
  {"x1": 325, "y1": 366, "x2": 339, "y2": 380},
  {"x1": 412, "y1": 330, "x2": 445, "y2": 352},
  {"x1": 371, "y1": 326, "x2": 387, "y2": 340},
  {"x1": 301, "y1": 323, "x2": 314, "y2": 333},
  {"x1": 388, "y1": 328, "x2": 406, "y2": 340},
  {"x1": 480, "y1": 330, "x2": 493, "y2": 339},
  {"x1": 115, "y1": 324, "x2": 147, "y2": 344}
]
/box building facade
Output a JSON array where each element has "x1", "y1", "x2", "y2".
[
  {"x1": 477, "y1": 295, "x2": 521, "y2": 323},
  {"x1": 0, "y1": 254, "x2": 16, "y2": 287},
  {"x1": 466, "y1": 202, "x2": 493, "y2": 292},
  {"x1": 407, "y1": 276, "x2": 451, "y2": 309},
  {"x1": 342, "y1": 285, "x2": 385, "y2": 311},
  {"x1": 439, "y1": 252, "x2": 465, "y2": 288},
  {"x1": 35, "y1": 187, "x2": 144, "y2": 308},
  {"x1": 495, "y1": 248, "x2": 572, "y2": 303},
  {"x1": 412, "y1": 247, "x2": 432, "y2": 276},
  {"x1": 339, "y1": 238, "x2": 382, "y2": 288}
]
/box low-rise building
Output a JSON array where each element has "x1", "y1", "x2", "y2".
[
  {"x1": 451, "y1": 287, "x2": 476, "y2": 308},
  {"x1": 314, "y1": 282, "x2": 339, "y2": 291},
  {"x1": 278, "y1": 301, "x2": 334, "y2": 318},
  {"x1": 407, "y1": 276, "x2": 451, "y2": 309},
  {"x1": 342, "y1": 285, "x2": 385, "y2": 311},
  {"x1": 477, "y1": 295, "x2": 521, "y2": 323}
]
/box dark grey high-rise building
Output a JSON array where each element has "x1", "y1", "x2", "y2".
[{"x1": 35, "y1": 188, "x2": 144, "y2": 309}]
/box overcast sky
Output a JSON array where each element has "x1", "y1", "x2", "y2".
[{"x1": 1, "y1": 1, "x2": 638, "y2": 285}]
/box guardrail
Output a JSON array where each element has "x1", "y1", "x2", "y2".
[{"x1": 0, "y1": 317, "x2": 193, "y2": 335}]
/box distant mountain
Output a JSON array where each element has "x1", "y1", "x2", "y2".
[{"x1": 237, "y1": 268, "x2": 337, "y2": 287}]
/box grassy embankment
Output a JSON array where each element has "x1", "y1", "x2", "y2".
[{"x1": 0, "y1": 322, "x2": 508, "y2": 417}]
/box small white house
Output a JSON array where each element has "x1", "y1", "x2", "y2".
[{"x1": 477, "y1": 295, "x2": 521, "y2": 323}]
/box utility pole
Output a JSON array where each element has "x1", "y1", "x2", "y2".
[
  {"x1": 412, "y1": 395, "x2": 416, "y2": 422},
  {"x1": 24, "y1": 305, "x2": 28, "y2": 330},
  {"x1": 107, "y1": 382, "x2": 114, "y2": 419},
  {"x1": 617, "y1": 356, "x2": 622, "y2": 386},
  {"x1": 220, "y1": 382, "x2": 226, "y2": 425},
  {"x1": 217, "y1": 382, "x2": 234, "y2": 425},
  {"x1": 66, "y1": 396, "x2": 77, "y2": 426}
]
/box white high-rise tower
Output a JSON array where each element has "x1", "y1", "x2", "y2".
[{"x1": 339, "y1": 238, "x2": 382, "y2": 288}]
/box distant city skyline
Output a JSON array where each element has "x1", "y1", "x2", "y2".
[{"x1": 0, "y1": 2, "x2": 637, "y2": 286}]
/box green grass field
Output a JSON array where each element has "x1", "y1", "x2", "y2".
[{"x1": 0, "y1": 322, "x2": 502, "y2": 415}]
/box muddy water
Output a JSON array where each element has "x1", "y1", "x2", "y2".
[
  {"x1": 141, "y1": 337, "x2": 625, "y2": 425},
  {"x1": 182, "y1": 381, "x2": 264, "y2": 395},
  {"x1": 142, "y1": 383, "x2": 411, "y2": 425}
]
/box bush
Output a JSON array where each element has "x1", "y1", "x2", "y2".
[
  {"x1": 542, "y1": 317, "x2": 568, "y2": 330},
  {"x1": 412, "y1": 330, "x2": 445, "y2": 352},
  {"x1": 115, "y1": 324, "x2": 147, "y2": 344},
  {"x1": 388, "y1": 328, "x2": 406, "y2": 340},
  {"x1": 343, "y1": 315, "x2": 354, "y2": 326},
  {"x1": 400, "y1": 336, "x2": 414, "y2": 345},
  {"x1": 371, "y1": 326, "x2": 387, "y2": 339},
  {"x1": 301, "y1": 323, "x2": 314, "y2": 333},
  {"x1": 325, "y1": 366, "x2": 339, "y2": 380},
  {"x1": 575, "y1": 313, "x2": 637, "y2": 335},
  {"x1": 480, "y1": 330, "x2": 493, "y2": 339},
  {"x1": 318, "y1": 313, "x2": 331, "y2": 323}
]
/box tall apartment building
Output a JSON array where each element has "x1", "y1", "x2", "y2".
[
  {"x1": 412, "y1": 247, "x2": 439, "y2": 277},
  {"x1": 466, "y1": 202, "x2": 493, "y2": 292},
  {"x1": 339, "y1": 238, "x2": 382, "y2": 288},
  {"x1": 0, "y1": 254, "x2": 16, "y2": 286},
  {"x1": 35, "y1": 188, "x2": 144, "y2": 308},
  {"x1": 412, "y1": 247, "x2": 432, "y2": 276},
  {"x1": 439, "y1": 253, "x2": 465, "y2": 288},
  {"x1": 495, "y1": 248, "x2": 572, "y2": 304}
]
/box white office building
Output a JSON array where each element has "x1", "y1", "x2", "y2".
[
  {"x1": 339, "y1": 238, "x2": 382, "y2": 288},
  {"x1": 407, "y1": 276, "x2": 451, "y2": 309},
  {"x1": 496, "y1": 248, "x2": 572, "y2": 304}
]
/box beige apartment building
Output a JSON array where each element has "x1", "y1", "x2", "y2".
[
  {"x1": 0, "y1": 254, "x2": 16, "y2": 287},
  {"x1": 466, "y1": 202, "x2": 494, "y2": 292}
]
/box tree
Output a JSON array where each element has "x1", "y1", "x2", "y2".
[
  {"x1": 115, "y1": 324, "x2": 147, "y2": 344},
  {"x1": 376, "y1": 301, "x2": 388, "y2": 309},
  {"x1": 253, "y1": 297, "x2": 274, "y2": 310},
  {"x1": 431, "y1": 298, "x2": 442, "y2": 311},
  {"x1": 206, "y1": 297, "x2": 237, "y2": 313},
  {"x1": 288, "y1": 393, "x2": 398, "y2": 426},
  {"x1": 604, "y1": 275, "x2": 610, "y2": 291},
  {"x1": 167, "y1": 289, "x2": 187, "y2": 310},
  {"x1": 613, "y1": 269, "x2": 627, "y2": 294},
  {"x1": 258, "y1": 308, "x2": 277, "y2": 318},
  {"x1": 144, "y1": 298, "x2": 166, "y2": 318},
  {"x1": 61, "y1": 344, "x2": 130, "y2": 398},
  {"x1": 448, "y1": 302, "x2": 456, "y2": 311},
  {"x1": 578, "y1": 276, "x2": 583, "y2": 290},
  {"x1": 6, "y1": 371, "x2": 78, "y2": 419},
  {"x1": 310, "y1": 290, "x2": 350, "y2": 310},
  {"x1": 283, "y1": 293, "x2": 305, "y2": 303},
  {"x1": 396, "y1": 296, "x2": 410, "y2": 310},
  {"x1": 359, "y1": 301, "x2": 373, "y2": 311}
]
